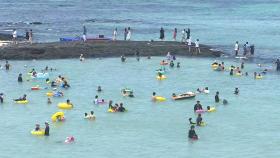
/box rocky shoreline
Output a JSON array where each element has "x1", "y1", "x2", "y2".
[{"x1": 0, "y1": 34, "x2": 223, "y2": 60}]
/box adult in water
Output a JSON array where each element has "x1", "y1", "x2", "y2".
[
  {"x1": 152, "y1": 92, "x2": 157, "y2": 101},
  {"x1": 215, "y1": 91, "x2": 220, "y2": 103},
  {"x1": 44, "y1": 122, "x2": 50, "y2": 136},
  {"x1": 5, "y1": 60, "x2": 10, "y2": 70},
  {"x1": 118, "y1": 103, "x2": 126, "y2": 112},
  {"x1": 194, "y1": 101, "x2": 203, "y2": 111},
  {"x1": 121, "y1": 55, "x2": 126, "y2": 62},
  {"x1": 0, "y1": 93, "x2": 4, "y2": 103},
  {"x1": 275, "y1": 59, "x2": 280, "y2": 71},
  {"x1": 230, "y1": 69, "x2": 234, "y2": 76},
  {"x1": 18, "y1": 73, "x2": 23, "y2": 82},
  {"x1": 35, "y1": 124, "x2": 40, "y2": 131},
  {"x1": 196, "y1": 114, "x2": 203, "y2": 126},
  {"x1": 234, "y1": 88, "x2": 239, "y2": 95},
  {"x1": 94, "y1": 95, "x2": 98, "y2": 104},
  {"x1": 89, "y1": 111, "x2": 96, "y2": 120},
  {"x1": 169, "y1": 61, "x2": 174, "y2": 68},
  {"x1": 108, "y1": 100, "x2": 113, "y2": 109},
  {"x1": 14, "y1": 94, "x2": 27, "y2": 101},
  {"x1": 97, "y1": 86, "x2": 102, "y2": 92},
  {"x1": 159, "y1": 27, "x2": 165, "y2": 41},
  {"x1": 177, "y1": 62, "x2": 180, "y2": 68},
  {"x1": 188, "y1": 125, "x2": 198, "y2": 139}
]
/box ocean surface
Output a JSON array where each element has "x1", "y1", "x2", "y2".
[
  {"x1": 0, "y1": 57, "x2": 279, "y2": 158},
  {"x1": 0, "y1": 0, "x2": 280, "y2": 60}
]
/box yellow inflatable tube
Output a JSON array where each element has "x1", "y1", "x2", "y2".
[
  {"x1": 156, "y1": 75, "x2": 167, "y2": 80},
  {"x1": 256, "y1": 76, "x2": 263, "y2": 79},
  {"x1": 15, "y1": 100, "x2": 29, "y2": 104},
  {"x1": 198, "y1": 122, "x2": 207, "y2": 126},
  {"x1": 108, "y1": 108, "x2": 116, "y2": 113},
  {"x1": 211, "y1": 64, "x2": 218, "y2": 69},
  {"x1": 51, "y1": 112, "x2": 64, "y2": 122},
  {"x1": 31, "y1": 130, "x2": 45, "y2": 136},
  {"x1": 155, "y1": 96, "x2": 166, "y2": 101},
  {"x1": 46, "y1": 92, "x2": 54, "y2": 97},
  {"x1": 57, "y1": 103, "x2": 73, "y2": 110},
  {"x1": 207, "y1": 107, "x2": 216, "y2": 112},
  {"x1": 235, "y1": 73, "x2": 242, "y2": 76}
]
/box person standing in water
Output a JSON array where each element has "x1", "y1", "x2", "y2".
[
  {"x1": 241, "y1": 62, "x2": 244, "y2": 69},
  {"x1": 5, "y1": 60, "x2": 10, "y2": 70},
  {"x1": 127, "y1": 27, "x2": 131, "y2": 41},
  {"x1": 250, "y1": 44, "x2": 254, "y2": 56},
  {"x1": 215, "y1": 91, "x2": 220, "y2": 103},
  {"x1": 160, "y1": 27, "x2": 165, "y2": 41},
  {"x1": 113, "y1": 28, "x2": 117, "y2": 41},
  {"x1": 18, "y1": 73, "x2": 23, "y2": 82},
  {"x1": 44, "y1": 122, "x2": 50, "y2": 136},
  {"x1": 0, "y1": 93, "x2": 4, "y2": 103},
  {"x1": 25, "y1": 29, "x2": 29, "y2": 41},
  {"x1": 234, "y1": 88, "x2": 239, "y2": 95},
  {"x1": 234, "y1": 41, "x2": 239, "y2": 56},
  {"x1": 195, "y1": 39, "x2": 200, "y2": 55},
  {"x1": 173, "y1": 28, "x2": 177, "y2": 41},
  {"x1": 188, "y1": 125, "x2": 198, "y2": 139}
]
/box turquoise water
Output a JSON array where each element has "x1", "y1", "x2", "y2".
[
  {"x1": 0, "y1": 0, "x2": 280, "y2": 59},
  {"x1": 0, "y1": 57, "x2": 279, "y2": 157}
]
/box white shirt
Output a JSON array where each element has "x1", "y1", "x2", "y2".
[
  {"x1": 13, "y1": 30, "x2": 17, "y2": 38},
  {"x1": 234, "y1": 43, "x2": 239, "y2": 51},
  {"x1": 195, "y1": 41, "x2": 199, "y2": 47},
  {"x1": 188, "y1": 38, "x2": 192, "y2": 45}
]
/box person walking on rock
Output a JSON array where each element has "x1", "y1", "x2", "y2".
[
  {"x1": 173, "y1": 28, "x2": 177, "y2": 41},
  {"x1": 195, "y1": 39, "x2": 200, "y2": 55}
]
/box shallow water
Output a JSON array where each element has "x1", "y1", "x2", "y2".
[
  {"x1": 0, "y1": 57, "x2": 279, "y2": 158},
  {"x1": 0, "y1": 0, "x2": 280, "y2": 59}
]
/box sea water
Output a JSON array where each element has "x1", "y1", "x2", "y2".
[
  {"x1": 0, "y1": 57, "x2": 279, "y2": 158},
  {"x1": 0, "y1": 0, "x2": 280, "y2": 59}
]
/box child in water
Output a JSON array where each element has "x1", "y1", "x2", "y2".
[{"x1": 47, "y1": 98, "x2": 52, "y2": 104}]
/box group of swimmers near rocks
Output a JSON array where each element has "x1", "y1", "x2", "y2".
[{"x1": 0, "y1": 48, "x2": 279, "y2": 142}]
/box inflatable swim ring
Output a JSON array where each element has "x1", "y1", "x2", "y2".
[
  {"x1": 15, "y1": 100, "x2": 28, "y2": 104},
  {"x1": 46, "y1": 92, "x2": 54, "y2": 97},
  {"x1": 51, "y1": 112, "x2": 65, "y2": 122},
  {"x1": 57, "y1": 103, "x2": 73, "y2": 110},
  {"x1": 108, "y1": 108, "x2": 116, "y2": 113},
  {"x1": 235, "y1": 73, "x2": 242, "y2": 76},
  {"x1": 211, "y1": 63, "x2": 218, "y2": 69},
  {"x1": 256, "y1": 76, "x2": 263, "y2": 79},
  {"x1": 31, "y1": 130, "x2": 45, "y2": 136},
  {"x1": 195, "y1": 109, "x2": 206, "y2": 114},
  {"x1": 53, "y1": 92, "x2": 63, "y2": 97},
  {"x1": 31, "y1": 87, "x2": 40, "y2": 90},
  {"x1": 198, "y1": 122, "x2": 207, "y2": 127},
  {"x1": 65, "y1": 136, "x2": 75, "y2": 143},
  {"x1": 36, "y1": 73, "x2": 49, "y2": 79},
  {"x1": 207, "y1": 107, "x2": 216, "y2": 112},
  {"x1": 156, "y1": 75, "x2": 167, "y2": 80},
  {"x1": 154, "y1": 96, "x2": 166, "y2": 102},
  {"x1": 160, "y1": 62, "x2": 169, "y2": 65}
]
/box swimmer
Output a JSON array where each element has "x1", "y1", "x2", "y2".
[
  {"x1": 241, "y1": 62, "x2": 244, "y2": 69},
  {"x1": 47, "y1": 98, "x2": 52, "y2": 104},
  {"x1": 94, "y1": 95, "x2": 98, "y2": 104},
  {"x1": 65, "y1": 136, "x2": 75, "y2": 143},
  {"x1": 18, "y1": 73, "x2": 23, "y2": 82},
  {"x1": 234, "y1": 88, "x2": 239, "y2": 95},
  {"x1": 84, "y1": 113, "x2": 89, "y2": 119},
  {"x1": 44, "y1": 122, "x2": 49, "y2": 136},
  {"x1": 14, "y1": 94, "x2": 27, "y2": 101},
  {"x1": 152, "y1": 92, "x2": 156, "y2": 101},
  {"x1": 196, "y1": 114, "x2": 203, "y2": 126},
  {"x1": 66, "y1": 99, "x2": 73, "y2": 106},
  {"x1": 223, "y1": 99, "x2": 228, "y2": 105},
  {"x1": 170, "y1": 60, "x2": 174, "y2": 68},
  {"x1": 215, "y1": 91, "x2": 220, "y2": 103},
  {"x1": 35, "y1": 124, "x2": 40, "y2": 131},
  {"x1": 172, "y1": 93, "x2": 176, "y2": 97},
  {"x1": 204, "y1": 87, "x2": 209, "y2": 94},
  {"x1": 108, "y1": 100, "x2": 113, "y2": 109},
  {"x1": 245, "y1": 72, "x2": 248, "y2": 76},
  {"x1": 51, "y1": 81, "x2": 57, "y2": 87},
  {"x1": 0, "y1": 93, "x2": 4, "y2": 103},
  {"x1": 121, "y1": 55, "x2": 126, "y2": 62},
  {"x1": 97, "y1": 86, "x2": 102, "y2": 92},
  {"x1": 189, "y1": 118, "x2": 196, "y2": 125},
  {"x1": 80, "y1": 54, "x2": 85, "y2": 61},
  {"x1": 118, "y1": 103, "x2": 126, "y2": 112},
  {"x1": 177, "y1": 62, "x2": 180, "y2": 68},
  {"x1": 230, "y1": 69, "x2": 234, "y2": 76},
  {"x1": 188, "y1": 125, "x2": 198, "y2": 139},
  {"x1": 254, "y1": 72, "x2": 257, "y2": 79},
  {"x1": 194, "y1": 101, "x2": 203, "y2": 111},
  {"x1": 207, "y1": 106, "x2": 211, "y2": 111},
  {"x1": 89, "y1": 111, "x2": 96, "y2": 120}
]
